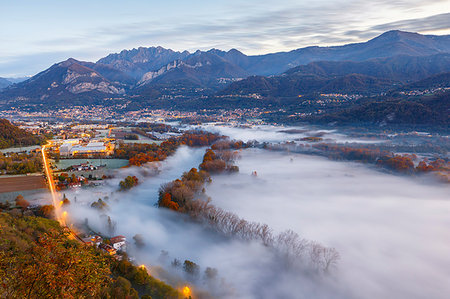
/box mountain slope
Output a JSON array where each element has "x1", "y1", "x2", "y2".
[
  {"x1": 285, "y1": 53, "x2": 450, "y2": 82},
  {"x1": 397, "y1": 72, "x2": 450, "y2": 91},
  {"x1": 97, "y1": 46, "x2": 190, "y2": 80},
  {"x1": 0, "y1": 59, "x2": 127, "y2": 106},
  {"x1": 219, "y1": 73, "x2": 394, "y2": 97},
  {"x1": 134, "y1": 50, "x2": 250, "y2": 96},
  {"x1": 0, "y1": 78, "x2": 12, "y2": 90}
]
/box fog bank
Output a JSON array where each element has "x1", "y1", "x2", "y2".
[
  {"x1": 205, "y1": 148, "x2": 450, "y2": 299},
  {"x1": 65, "y1": 147, "x2": 349, "y2": 298}
]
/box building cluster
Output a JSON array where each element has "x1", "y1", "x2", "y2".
[
  {"x1": 82, "y1": 234, "x2": 127, "y2": 256},
  {"x1": 398, "y1": 87, "x2": 450, "y2": 96},
  {"x1": 1, "y1": 105, "x2": 272, "y2": 127},
  {"x1": 70, "y1": 162, "x2": 101, "y2": 171},
  {"x1": 59, "y1": 140, "x2": 114, "y2": 157}
]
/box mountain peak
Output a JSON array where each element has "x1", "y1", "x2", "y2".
[
  {"x1": 58, "y1": 58, "x2": 81, "y2": 67},
  {"x1": 370, "y1": 30, "x2": 423, "y2": 42}
]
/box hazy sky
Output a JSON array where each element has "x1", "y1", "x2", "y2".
[{"x1": 0, "y1": 0, "x2": 449, "y2": 77}]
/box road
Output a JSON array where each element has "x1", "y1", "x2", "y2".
[
  {"x1": 42, "y1": 142, "x2": 85, "y2": 242},
  {"x1": 41, "y1": 142, "x2": 62, "y2": 223}
]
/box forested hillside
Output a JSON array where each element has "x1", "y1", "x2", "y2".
[
  {"x1": 0, "y1": 210, "x2": 181, "y2": 298},
  {"x1": 307, "y1": 91, "x2": 450, "y2": 126},
  {"x1": 0, "y1": 118, "x2": 43, "y2": 149}
]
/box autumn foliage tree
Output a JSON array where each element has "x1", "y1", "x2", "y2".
[
  {"x1": 119, "y1": 176, "x2": 139, "y2": 191},
  {"x1": 0, "y1": 212, "x2": 181, "y2": 299},
  {"x1": 115, "y1": 131, "x2": 223, "y2": 167},
  {"x1": 14, "y1": 194, "x2": 30, "y2": 209},
  {"x1": 159, "y1": 193, "x2": 179, "y2": 211},
  {"x1": 376, "y1": 155, "x2": 415, "y2": 172},
  {"x1": 0, "y1": 213, "x2": 111, "y2": 298}
]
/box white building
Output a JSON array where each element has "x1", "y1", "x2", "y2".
[
  {"x1": 110, "y1": 235, "x2": 126, "y2": 252},
  {"x1": 60, "y1": 140, "x2": 111, "y2": 156},
  {"x1": 59, "y1": 143, "x2": 73, "y2": 156}
]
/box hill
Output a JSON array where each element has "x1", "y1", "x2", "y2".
[
  {"x1": 307, "y1": 91, "x2": 450, "y2": 126},
  {"x1": 397, "y1": 72, "x2": 450, "y2": 91},
  {"x1": 0, "y1": 210, "x2": 182, "y2": 298},
  {"x1": 0, "y1": 118, "x2": 43, "y2": 149},
  {"x1": 219, "y1": 73, "x2": 395, "y2": 97}
]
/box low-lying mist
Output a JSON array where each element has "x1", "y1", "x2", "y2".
[
  {"x1": 205, "y1": 148, "x2": 450, "y2": 299},
  {"x1": 63, "y1": 146, "x2": 348, "y2": 298},
  {"x1": 194, "y1": 124, "x2": 386, "y2": 144},
  {"x1": 60, "y1": 128, "x2": 449, "y2": 299}
]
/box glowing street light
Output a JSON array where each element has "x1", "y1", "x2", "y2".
[{"x1": 182, "y1": 286, "x2": 191, "y2": 298}]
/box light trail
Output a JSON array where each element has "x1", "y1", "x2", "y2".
[
  {"x1": 42, "y1": 142, "x2": 84, "y2": 243},
  {"x1": 41, "y1": 142, "x2": 63, "y2": 223}
]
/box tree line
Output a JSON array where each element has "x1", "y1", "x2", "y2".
[
  {"x1": 265, "y1": 142, "x2": 449, "y2": 181},
  {"x1": 0, "y1": 152, "x2": 43, "y2": 175},
  {"x1": 114, "y1": 130, "x2": 223, "y2": 167}
]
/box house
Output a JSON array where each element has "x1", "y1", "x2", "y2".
[
  {"x1": 99, "y1": 243, "x2": 117, "y2": 255},
  {"x1": 82, "y1": 235, "x2": 103, "y2": 247},
  {"x1": 110, "y1": 235, "x2": 126, "y2": 252}
]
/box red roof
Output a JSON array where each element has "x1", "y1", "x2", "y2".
[{"x1": 110, "y1": 235, "x2": 126, "y2": 243}]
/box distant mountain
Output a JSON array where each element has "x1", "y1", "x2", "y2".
[
  {"x1": 0, "y1": 78, "x2": 12, "y2": 90},
  {"x1": 1, "y1": 30, "x2": 449, "y2": 108},
  {"x1": 135, "y1": 50, "x2": 249, "y2": 93},
  {"x1": 221, "y1": 53, "x2": 450, "y2": 98},
  {"x1": 6, "y1": 77, "x2": 29, "y2": 84},
  {"x1": 97, "y1": 46, "x2": 190, "y2": 81},
  {"x1": 244, "y1": 30, "x2": 450, "y2": 75},
  {"x1": 0, "y1": 58, "x2": 127, "y2": 106},
  {"x1": 95, "y1": 30, "x2": 450, "y2": 79},
  {"x1": 285, "y1": 53, "x2": 450, "y2": 82}
]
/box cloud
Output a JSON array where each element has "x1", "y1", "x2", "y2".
[
  {"x1": 345, "y1": 12, "x2": 450, "y2": 41},
  {"x1": 371, "y1": 12, "x2": 450, "y2": 33},
  {"x1": 1, "y1": 0, "x2": 449, "y2": 76}
]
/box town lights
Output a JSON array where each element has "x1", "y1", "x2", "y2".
[{"x1": 182, "y1": 286, "x2": 191, "y2": 298}]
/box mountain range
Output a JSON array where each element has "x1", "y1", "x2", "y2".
[
  {"x1": 221, "y1": 53, "x2": 450, "y2": 97},
  {"x1": 0, "y1": 30, "x2": 449, "y2": 109}
]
